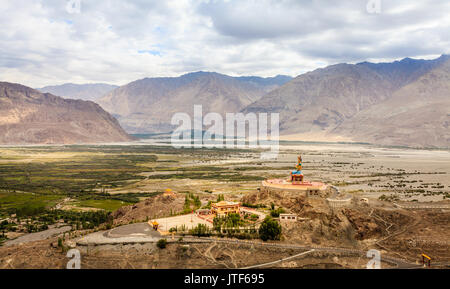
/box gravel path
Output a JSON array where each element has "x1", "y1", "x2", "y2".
[{"x1": 4, "y1": 225, "x2": 72, "y2": 246}]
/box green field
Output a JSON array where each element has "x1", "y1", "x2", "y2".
[
  {"x1": 0, "y1": 145, "x2": 262, "y2": 217},
  {"x1": 73, "y1": 199, "x2": 133, "y2": 211},
  {"x1": 0, "y1": 191, "x2": 61, "y2": 218}
]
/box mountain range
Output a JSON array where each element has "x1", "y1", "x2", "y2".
[
  {"x1": 0, "y1": 82, "x2": 132, "y2": 144},
  {"x1": 3, "y1": 55, "x2": 450, "y2": 147},
  {"x1": 244, "y1": 55, "x2": 450, "y2": 147},
  {"x1": 334, "y1": 56, "x2": 450, "y2": 147},
  {"x1": 38, "y1": 83, "x2": 118, "y2": 102},
  {"x1": 97, "y1": 72, "x2": 292, "y2": 133}
]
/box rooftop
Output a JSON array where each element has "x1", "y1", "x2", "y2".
[{"x1": 212, "y1": 201, "x2": 240, "y2": 207}]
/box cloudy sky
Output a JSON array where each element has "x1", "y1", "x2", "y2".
[{"x1": 1, "y1": 0, "x2": 450, "y2": 87}]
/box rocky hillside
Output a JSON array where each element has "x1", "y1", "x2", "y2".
[
  {"x1": 112, "y1": 193, "x2": 184, "y2": 225},
  {"x1": 97, "y1": 72, "x2": 292, "y2": 133},
  {"x1": 243, "y1": 55, "x2": 450, "y2": 147},
  {"x1": 0, "y1": 82, "x2": 133, "y2": 144},
  {"x1": 242, "y1": 190, "x2": 413, "y2": 247},
  {"x1": 38, "y1": 83, "x2": 118, "y2": 102},
  {"x1": 334, "y1": 56, "x2": 450, "y2": 147}
]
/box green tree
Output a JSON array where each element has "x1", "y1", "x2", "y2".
[
  {"x1": 157, "y1": 238, "x2": 167, "y2": 249},
  {"x1": 190, "y1": 224, "x2": 210, "y2": 237},
  {"x1": 213, "y1": 216, "x2": 224, "y2": 232},
  {"x1": 202, "y1": 201, "x2": 212, "y2": 209},
  {"x1": 193, "y1": 195, "x2": 201, "y2": 208},
  {"x1": 258, "y1": 216, "x2": 281, "y2": 241},
  {"x1": 228, "y1": 213, "x2": 241, "y2": 227},
  {"x1": 270, "y1": 207, "x2": 286, "y2": 218}
]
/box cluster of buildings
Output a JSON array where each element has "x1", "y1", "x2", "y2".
[
  {"x1": 195, "y1": 155, "x2": 331, "y2": 222},
  {"x1": 157, "y1": 155, "x2": 353, "y2": 231},
  {"x1": 195, "y1": 201, "x2": 241, "y2": 218},
  {"x1": 196, "y1": 201, "x2": 242, "y2": 218}
]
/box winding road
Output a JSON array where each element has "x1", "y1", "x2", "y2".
[
  {"x1": 75, "y1": 222, "x2": 448, "y2": 269},
  {"x1": 182, "y1": 236, "x2": 426, "y2": 269}
]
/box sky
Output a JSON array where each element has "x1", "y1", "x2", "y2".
[{"x1": 1, "y1": 0, "x2": 450, "y2": 87}]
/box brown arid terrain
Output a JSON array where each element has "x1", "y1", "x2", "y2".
[
  {"x1": 242, "y1": 190, "x2": 418, "y2": 250},
  {"x1": 375, "y1": 210, "x2": 450, "y2": 262},
  {"x1": 0, "y1": 237, "x2": 394, "y2": 269},
  {"x1": 7, "y1": 56, "x2": 449, "y2": 148},
  {"x1": 0, "y1": 143, "x2": 448, "y2": 269},
  {"x1": 112, "y1": 194, "x2": 186, "y2": 225},
  {"x1": 0, "y1": 189, "x2": 448, "y2": 269},
  {"x1": 0, "y1": 82, "x2": 132, "y2": 144},
  {"x1": 243, "y1": 55, "x2": 450, "y2": 148},
  {"x1": 335, "y1": 56, "x2": 450, "y2": 147},
  {"x1": 1, "y1": 0, "x2": 450, "y2": 273}
]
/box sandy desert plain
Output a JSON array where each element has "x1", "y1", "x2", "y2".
[{"x1": 0, "y1": 141, "x2": 449, "y2": 269}]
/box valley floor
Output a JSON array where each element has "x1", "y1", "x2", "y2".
[{"x1": 0, "y1": 141, "x2": 449, "y2": 268}]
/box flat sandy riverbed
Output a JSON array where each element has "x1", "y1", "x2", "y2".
[{"x1": 277, "y1": 143, "x2": 450, "y2": 202}]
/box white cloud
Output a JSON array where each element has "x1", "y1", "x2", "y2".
[{"x1": 0, "y1": 0, "x2": 449, "y2": 87}]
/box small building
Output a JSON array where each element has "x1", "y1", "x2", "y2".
[
  {"x1": 307, "y1": 189, "x2": 322, "y2": 198},
  {"x1": 211, "y1": 201, "x2": 240, "y2": 217},
  {"x1": 279, "y1": 213, "x2": 298, "y2": 222},
  {"x1": 196, "y1": 209, "x2": 211, "y2": 215},
  {"x1": 163, "y1": 188, "x2": 176, "y2": 198},
  {"x1": 360, "y1": 198, "x2": 369, "y2": 203}
]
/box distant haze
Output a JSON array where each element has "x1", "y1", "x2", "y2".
[
  {"x1": 1, "y1": 53, "x2": 449, "y2": 148},
  {"x1": 38, "y1": 83, "x2": 119, "y2": 102},
  {"x1": 244, "y1": 55, "x2": 450, "y2": 148},
  {"x1": 95, "y1": 55, "x2": 450, "y2": 148},
  {"x1": 97, "y1": 72, "x2": 292, "y2": 133}
]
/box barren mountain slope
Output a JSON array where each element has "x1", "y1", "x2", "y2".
[
  {"x1": 98, "y1": 72, "x2": 291, "y2": 133},
  {"x1": 0, "y1": 82, "x2": 132, "y2": 144},
  {"x1": 334, "y1": 56, "x2": 450, "y2": 147},
  {"x1": 243, "y1": 63, "x2": 395, "y2": 134},
  {"x1": 38, "y1": 83, "x2": 118, "y2": 102},
  {"x1": 243, "y1": 55, "x2": 449, "y2": 147}
]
